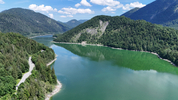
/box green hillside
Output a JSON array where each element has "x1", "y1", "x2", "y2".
[
  {"x1": 54, "y1": 15, "x2": 178, "y2": 66},
  {"x1": 0, "y1": 33, "x2": 57, "y2": 99},
  {"x1": 0, "y1": 8, "x2": 70, "y2": 37}
]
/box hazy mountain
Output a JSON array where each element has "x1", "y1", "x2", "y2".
[
  {"x1": 63, "y1": 19, "x2": 88, "y2": 28},
  {"x1": 78, "y1": 20, "x2": 88, "y2": 23},
  {"x1": 0, "y1": 8, "x2": 70, "y2": 37},
  {"x1": 66, "y1": 19, "x2": 82, "y2": 28},
  {"x1": 122, "y1": 0, "x2": 178, "y2": 29}
]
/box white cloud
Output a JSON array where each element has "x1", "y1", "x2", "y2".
[
  {"x1": 75, "y1": 0, "x2": 92, "y2": 7},
  {"x1": 60, "y1": 15, "x2": 74, "y2": 18},
  {"x1": 130, "y1": 2, "x2": 146, "y2": 8},
  {"x1": 90, "y1": 0, "x2": 145, "y2": 12},
  {"x1": 60, "y1": 15, "x2": 67, "y2": 18},
  {"x1": 58, "y1": 7, "x2": 94, "y2": 15},
  {"x1": 90, "y1": 0, "x2": 122, "y2": 7},
  {"x1": 75, "y1": 3, "x2": 81, "y2": 7},
  {"x1": 0, "y1": 0, "x2": 5, "y2": 4},
  {"x1": 81, "y1": 0, "x2": 92, "y2": 7},
  {"x1": 29, "y1": 4, "x2": 57, "y2": 13},
  {"x1": 102, "y1": 6, "x2": 116, "y2": 12},
  {"x1": 54, "y1": 8, "x2": 58, "y2": 12},
  {"x1": 90, "y1": 0, "x2": 123, "y2": 12},
  {"x1": 123, "y1": 2, "x2": 146, "y2": 10},
  {"x1": 58, "y1": 10, "x2": 71, "y2": 14},
  {"x1": 49, "y1": 13, "x2": 54, "y2": 18},
  {"x1": 67, "y1": 15, "x2": 74, "y2": 17}
]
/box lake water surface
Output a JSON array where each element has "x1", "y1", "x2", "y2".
[{"x1": 33, "y1": 35, "x2": 178, "y2": 100}]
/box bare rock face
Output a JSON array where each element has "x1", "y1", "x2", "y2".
[{"x1": 71, "y1": 20, "x2": 109, "y2": 42}]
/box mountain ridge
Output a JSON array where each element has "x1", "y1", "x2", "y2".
[
  {"x1": 122, "y1": 0, "x2": 178, "y2": 29},
  {"x1": 0, "y1": 8, "x2": 70, "y2": 37}
]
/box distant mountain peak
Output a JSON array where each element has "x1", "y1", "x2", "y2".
[
  {"x1": 122, "y1": 0, "x2": 178, "y2": 29},
  {"x1": 65, "y1": 19, "x2": 88, "y2": 28}
]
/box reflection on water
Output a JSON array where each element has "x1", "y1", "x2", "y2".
[
  {"x1": 56, "y1": 43, "x2": 178, "y2": 75},
  {"x1": 32, "y1": 36, "x2": 178, "y2": 100}
]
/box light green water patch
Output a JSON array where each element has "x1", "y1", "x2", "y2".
[{"x1": 55, "y1": 43, "x2": 178, "y2": 75}]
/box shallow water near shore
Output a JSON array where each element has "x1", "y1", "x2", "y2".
[{"x1": 33, "y1": 35, "x2": 178, "y2": 100}]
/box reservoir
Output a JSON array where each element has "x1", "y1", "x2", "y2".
[{"x1": 33, "y1": 35, "x2": 178, "y2": 100}]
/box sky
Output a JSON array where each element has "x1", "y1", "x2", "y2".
[{"x1": 0, "y1": 0, "x2": 155, "y2": 22}]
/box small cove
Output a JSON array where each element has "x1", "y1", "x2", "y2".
[{"x1": 33, "y1": 35, "x2": 178, "y2": 100}]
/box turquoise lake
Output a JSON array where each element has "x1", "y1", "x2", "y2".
[{"x1": 33, "y1": 35, "x2": 178, "y2": 100}]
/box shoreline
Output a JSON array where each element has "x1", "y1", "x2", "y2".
[
  {"x1": 53, "y1": 41, "x2": 176, "y2": 67},
  {"x1": 52, "y1": 41, "x2": 103, "y2": 46},
  {"x1": 29, "y1": 34, "x2": 54, "y2": 39},
  {"x1": 45, "y1": 54, "x2": 62, "y2": 100},
  {"x1": 47, "y1": 54, "x2": 58, "y2": 66},
  {"x1": 45, "y1": 80, "x2": 62, "y2": 100}
]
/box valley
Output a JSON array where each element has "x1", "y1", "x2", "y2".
[{"x1": 2, "y1": 0, "x2": 178, "y2": 99}]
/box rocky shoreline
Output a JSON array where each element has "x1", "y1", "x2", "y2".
[
  {"x1": 45, "y1": 54, "x2": 62, "y2": 100},
  {"x1": 45, "y1": 80, "x2": 62, "y2": 100}
]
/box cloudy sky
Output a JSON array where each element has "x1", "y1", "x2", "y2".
[{"x1": 0, "y1": 0, "x2": 155, "y2": 22}]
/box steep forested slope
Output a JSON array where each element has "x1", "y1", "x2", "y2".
[
  {"x1": 0, "y1": 8, "x2": 70, "y2": 37},
  {"x1": 54, "y1": 15, "x2": 178, "y2": 66},
  {"x1": 0, "y1": 33, "x2": 57, "y2": 99}
]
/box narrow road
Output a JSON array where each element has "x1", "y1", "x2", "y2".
[{"x1": 16, "y1": 56, "x2": 35, "y2": 91}]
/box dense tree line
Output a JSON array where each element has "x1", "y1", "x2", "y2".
[
  {"x1": 163, "y1": 19, "x2": 178, "y2": 29},
  {"x1": 0, "y1": 33, "x2": 57, "y2": 99},
  {"x1": 54, "y1": 15, "x2": 178, "y2": 66}
]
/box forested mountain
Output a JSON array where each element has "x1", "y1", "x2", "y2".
[
  {"x1": 0, "y1": 8, "x2": 70, "y2": 37},
  {"x1": 122, "y1": 0, "x2": 178, "y2": 29},
  {"x1": 0, "y1": 33, "x2": 57, "y2": 99},
  {"x1": 54, "y1": 15, "x2": 178, "y2": 67}
]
